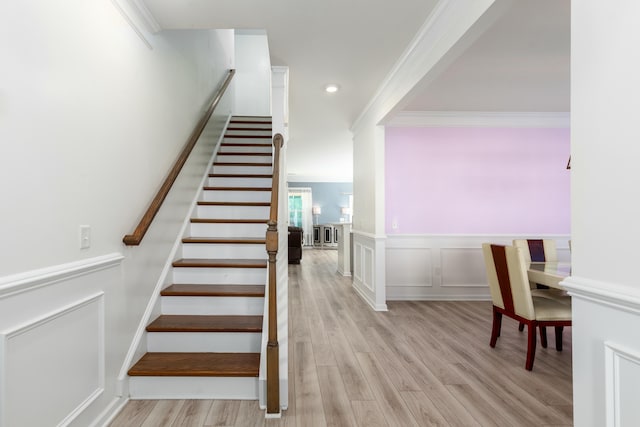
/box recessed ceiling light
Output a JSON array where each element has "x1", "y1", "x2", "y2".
[{"x1": 325, "y1": 84, "x2": 339, "y2": 93}]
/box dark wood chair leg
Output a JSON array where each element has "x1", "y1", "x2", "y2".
[
  {"x1": 555, "y1": 326, "x2": 564, "y2": 351},
  {"x1": 490, "y1": 307, "x2": 502, "y2": 348},
  {"x1": 518, "y1": 322, "x2": 524, "y2": 332},
  {"x1": 539, "y1": 327, "x2": 548, "y2": 348},
  {"x1": 526, "y1": 322, "x2": 537, "y2": 371}
]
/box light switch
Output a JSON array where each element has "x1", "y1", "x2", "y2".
[{"x1": 80, "y1": 225, "x2": 91, "y2": 249}]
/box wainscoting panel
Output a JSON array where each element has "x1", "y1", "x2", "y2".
[
  {"x1": 386, "y1": 234, "x2": 570, "y2": 300},
  {"x1": 0, "y1": 253, "x2": 123, "y2": 427},
  {"x1": 563, "y1": 275, "x2": 640, "y2": 427},
  {"x1": 352, "y1": 231, "x2": 387, "y2": 311},
  {"x1": 1, "y1": 294, "x2": 104, "y2": 427},
  {"x1": 440, "y1": 248, "x2": 486, "y2": 288},
  {"x1": 386, "y1": 248, "x2": 433, "y2": 300},
  {"x1": 605, "y1": 342, "x2": 640, "y2": 426}
]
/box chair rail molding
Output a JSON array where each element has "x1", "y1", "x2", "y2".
[
  {"x1": 562, "y1": 276, "x2": 640, "y2": 316},
  {"x1": 0, "y1": 253, "x2": 124, "y2": 300}
]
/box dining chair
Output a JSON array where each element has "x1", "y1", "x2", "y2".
[
  {"x1": 513, "y1": 238, "x2": 558, "y2": 263},
  {"x1": 482, "y1": 243, "x2": 572, "y2": 370},
  {"x1": 512, "y1": 238, "x2": 570, "y2": 335}
]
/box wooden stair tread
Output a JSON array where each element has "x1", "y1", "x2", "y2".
[
  {"x1": 223, "y1": 135, "x2": 272, "y2": 139},
  {"x1": 128, "y1": 352, "x2": 260, "y2": 377},
  {"x1": 217, "y1": 152, "x2": 272, "y2": 156},
  {"x1": 202, "y1": 187, "x2": 271, "y2": 192},
  {"x1": 197, "y1": 201, "x2": 270, "y2": 206},
  {"x1": 190, "y1": 218, "x2": 268, "y2": 224},
  {"x1": 209, "y1": 173, "x2": 273, "y2": 178},
  {"x1": 161, "y1": 284, "x2": 265, "y2": 297},
  {"x1": 172, "y1": 258, "x2": 267, "y2": 268},
  {"x1": 229, "y1": 119, "x2": 272, "y2": 124},
  {"x1": 226, "y1": 126, "x2": 272, "y2": 130},
  {"x1": 213, "y1": 162, "x2": 273, "y2": 167},
  {"x1": 147, "y1": 314, "x2": 263, "y2": 332},
  {"x1": 182, "y1": 237, "x2": 266, "y2": 244},
  {"x1": 220, "y1": 143, "x2": 272, "y2": 147}
]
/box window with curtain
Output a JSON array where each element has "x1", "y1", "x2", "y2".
[{"x1": 288, "y1": 187, "x2": 314, "y2": 246}]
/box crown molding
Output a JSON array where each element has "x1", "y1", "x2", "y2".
[
  {"x1": 351, "y1": 0, "x2": 503, "y2": 135},
  {"x1": 110, "y1": 0, "x2": 161, "y2": 49},
  {"x1": 387, "y1": 111, "x2": 570, "y2": 128}
]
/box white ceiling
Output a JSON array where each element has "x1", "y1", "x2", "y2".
[{"x1": 143, "y1": 0, "x2": 570, "y2": 181}]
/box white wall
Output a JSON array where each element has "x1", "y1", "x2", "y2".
[
  {"x1": 0, "y1": 0, "x2": 233, "y2": 424},
  {"x1": 565, "y1": 1, "x2": 640, "y2": 425},
  {"x1": 234, "y1": 31, "x2": 271, "y2": 116}
]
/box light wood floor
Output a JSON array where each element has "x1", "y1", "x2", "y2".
[{"x1": 110, "y1": 248, "x2": 573, "y2": 426}]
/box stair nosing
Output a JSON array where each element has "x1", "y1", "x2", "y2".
[
  {"x1": 190, "y1": 218, "x2": 268, "y2": 224},
  {"x1": 196, "y1": 201, "x2": 270, "y2": 206},
  {"x1": 146, "y1": 314, "x2": 263, "y2": 333},
  {"x1": 172, "y1": 258, "x2": 268, "y2": 268},
  {"x1": 128, "y1": 352, "x2": 260, "y2": 377},
  {"x1": 181, "y1": 237, "x2": 266, "y2": 244},
  {"x1": 161, "y1": 284, "x2": 265, "y2": 297}
]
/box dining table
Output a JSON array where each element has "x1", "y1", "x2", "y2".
[{"x1": 527, "y1": 262, "x2": 571, "y2": 290}]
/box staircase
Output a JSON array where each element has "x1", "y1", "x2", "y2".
[{"x1": 128, "y1": 116, "x2": 274, "y2": 399}]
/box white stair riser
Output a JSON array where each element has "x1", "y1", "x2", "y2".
[
  {"x1": 181, "y1": 243, "x2": 267, "y2": 259},
  {"x1": 211, "y1": 165, "x2": 273, "y2": 175},
  {"x1": 219, "y1": 145, "x2": 272, "y2": 154},
  {"x1": 207, "y1": 177, "x2": 272, "y2": 187},
  {"x1": 216, "y1": 155, "x2": 272, "y2": 164},
  {"x1": 201, "y1": 190, "x2": 270, "y2": 203},
  {"x1": 147, "y1": 331, "x2": 262, "y2": 352},
  {"x1": 129, "y1": 376, "x2": 259, "y2": 400},
  {"x1": 161, "y1": 296, "x2": 264, "y2": 316},
  {"x1": 231, "y1": 117, "x2": 271, "y2": 122},
  {"x1": 172, "y1": 267, "x2": 266, "y2": 284},
  {"x1": 196, "y1": 205, "x2": 269, "y2": 219},
  {"x1": 189, "y1": 222, "x2": 267, "y2": 238}
]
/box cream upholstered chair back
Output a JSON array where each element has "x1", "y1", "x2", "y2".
[
  {"x1": 513, "y1": 239, "x2": 558, "y2": 263},
  {"x1": 482, "y1": 243, "x2": 535, "y2": 320}
]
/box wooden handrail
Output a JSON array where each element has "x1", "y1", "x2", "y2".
[
  {"x1": 123, "y1": 69, "x2": 235, "y2": 246},
  {"x1": 266, "y1": 133, "x2": 283, "y2": 414}
]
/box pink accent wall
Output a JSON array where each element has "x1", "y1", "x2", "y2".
[{"x1": 385, "y1": 127, "x2": 570, "y2": 234}]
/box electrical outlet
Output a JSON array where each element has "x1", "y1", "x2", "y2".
[
  {"x1": 391, "y1": 219, "x2": 398, "y2": 230},
  {"x1": 80, "y1": 225, "x2": 91, "y2": 249}
]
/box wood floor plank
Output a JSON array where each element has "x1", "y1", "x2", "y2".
[
  {"x1": 293, "y1": 341, "x2": 328, "y2": 427},
  {"x1": 400, "y1": 391, "x2": 451, "y2": 427},
  {"x1": 171, "y1": 400, "x2": 213, "y2": 427},
  {"x1": 141, "y1": 400, "x2": 185, "y2": 427},
  {"x1": 355, "y1": 352, "x2": 420, "y2": 427},
  {"x1": 234, "y1": 400, "x2": 265, "y2": 427},
  {"x1": 360, "y1": 326, "x2": 422, "y2": 392},
  {"x1": 109, "y1": 400, "x2": 157, "y2": 426},
  {"x1": 317, "y1": 366, "x2": 359, "y2": 427},
  {"x1": 327, "y1": 329, "x2": 375, "y2": 401},
  {"x1": 204, "y1": 400, "x2": 240, "y2": 426},
  {"x1": 350, "y1": 401, "x2": 390, "y2": 427}
]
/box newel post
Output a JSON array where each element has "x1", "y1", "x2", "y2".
[{"x1": 266, "y1": 134, "x2": 283, "y2": 415}]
